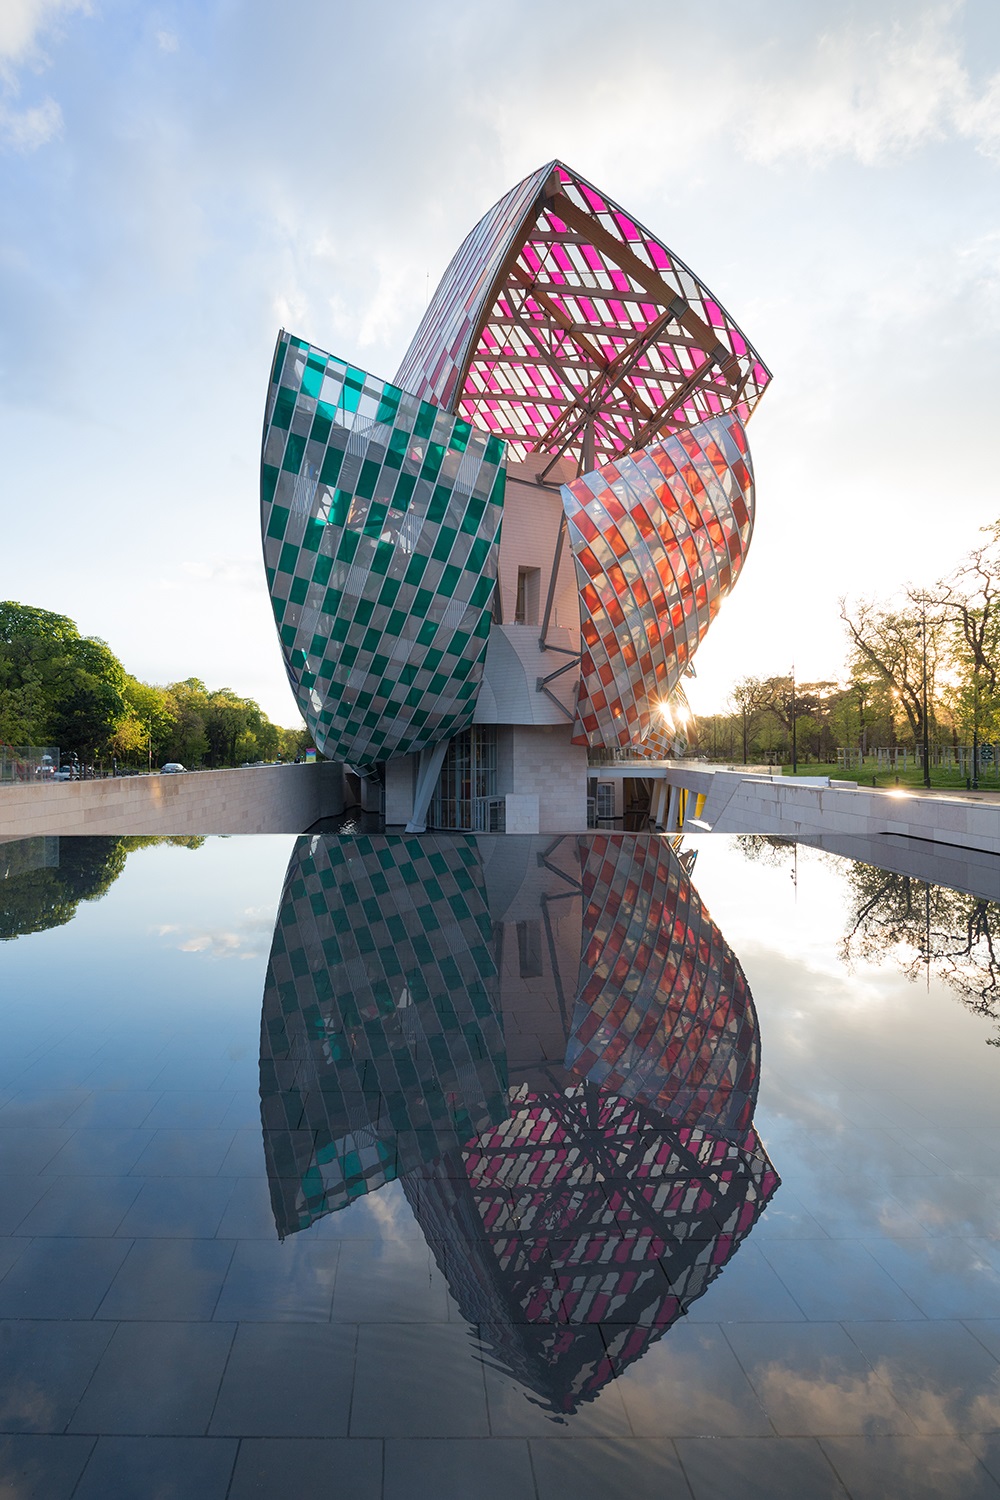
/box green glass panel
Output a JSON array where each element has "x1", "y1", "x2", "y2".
[
  {"x1": 313, "y1": 553, "x2": 332, "y2": 587},
  {"x1": 320, "y1": 448, "x2": 344, "y2": 486},
  {"x1": 283, "y1": 432, "x2": 306, "y2": 473},
  {"x1": 414, "y1": 403, "x2": 436, "y2": 440},
  {"x1": 375, "y1": 386, "x2": 401, "y2": 424},
  {"x1": 356, "y1": 459, "x2": 380, "y2": 500},
  {"x1": 261, "y1": 464, "x2": 280, "y2": 505},
  {"x1": 485, "y1": 435, "x2": 505, "y2": 465},
  {"x1": 392, "y1": 472, "x2": 416, "y2": 507},
  {"x1": 289, "y1": 576, "x2": 308, "y2": 606},
  {"x1": 311, "y1": 411, "x2": 332, "y2": 445},
  {"x1": 330, "y1": 490, "x2": 350, "y2": 527},
  {"x1": 278, "y1": 542, "x2": 299, "y2": 575},
  {"x1": 266, "y1": 504, "x2": 289, "y2": 542},
  {"x1": 420, "y1": 443, "x2": 445, "y2": 483},
  {"x1": 272, "y1": 387, "x2": 296, "y2": 430},
  {"x1": 302, "y1": 518, "x2": 325, "y2": 553},
  {"x1": 431, "y1": 526, "x2": 456, "y2": 564},
  {"x1": 426, "y1": 484, "x2": 451, "y2": 525},
  {"x1": 440, "y1": 563, "x2": 461, "y2": 595}
]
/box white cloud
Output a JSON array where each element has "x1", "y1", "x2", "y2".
[
  {"x1": 0, "y1": 0, "x2": 87, "y2": 152},
  {"x1": 0, "y1": 0, "x2": 88, "y2": 65},
  {"x1": 156, "y1": 30, "x2": 178, "y2": 54},
  {"x1": 0, "y1": 94, "x2": 60, "y2": 149},
  {"x1": 739, "y1": 7, "x2": 1000, "y2": 168}
]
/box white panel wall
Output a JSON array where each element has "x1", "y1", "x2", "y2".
[
  {"x1": 498, "y1": 455, "x2": 580, "y2": 640},
  {"x1": 505, "y1": 725, "x2": 589, "y2": 833}
]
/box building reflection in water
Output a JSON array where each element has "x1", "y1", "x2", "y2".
[{"x1": 260, "y1": 833, "x2": 779, "y2": 1414}]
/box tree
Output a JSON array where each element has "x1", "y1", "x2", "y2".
[
  {"x1": 729, "y1": 676, "x2": 770, "y2": 763},
  {"x1": 840, "y1": 867, "x2": 1000, "y2": 1047},
  {"x1": 839, "y1": 596, "x2": 944, "y2": 748},
  {"x1": 0, "y1": 602, "x2": 129, "y2": 757}
]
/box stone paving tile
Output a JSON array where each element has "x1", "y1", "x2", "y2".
[
  {"x1": 330, "y1": 1239, "x2": 450, "y2": 1323},
  {"x1": 820, "y1": 1435, "x2": 1000, "y2": 1499},
  {"x1": 0, "y1": 1128, "x2": 72, "y2": 1175},
  {"x1": 96, "y1": 1237, "x2": 236, "y2": 1320},
  {"x1": 115, "y1": 1177, "x2": 237, "y2": 1238},
  {"x1": 129, "y1": 1128, "x2": 238, "y2": 1177},
  {"x1": 0, "y1": 1321, "x2": 115, "y2": 1433},
  {"x1": 72, "y1": 1436, "x2": 238, "y2": 1500},
  {"x1": 759, "y1": 1239, "x2": 925, "y2": 1321},
  {"x1": 67, "y1": 1322, "x2": 235, "y2": 1436},
  {"x1": 0, "y1": 1237, "x2": 131, "y2": 1319},
  {"x1": 16, "y1": 1175, "x2": 142, "y2": 1236},
  {"x1": 607, "y1": 1324, "x2": 772, "y2": 1438},
  {"x1": 684, "y1": 1245, "x2": 807, "y2": 1323},
  {"x1": 0, "y1": 1434, "x2": 96, "y2": 1498},
  {"x1": 213, "y1": 1239, "x2": 339, "y2": 1322},
  {"x1": 842, "y1": 1320, "x2": 1000, "y2": 1434},
  {"x1": 350, "y1": 1323, "x2": 490, "y2": 1438},
  {"x1": 140, "y1": 1092, "x2": 238, "y2": 1129},
  {"x1": 676, "y1": 1436, "x2": 848, "y2": 1499},
  {"x1": 530, "y1": 1437, "x2": 690, "y2": 1500},
  {"x1": 862, "y1": 1237, "x2": 1000, "y2": 1320},
  {"x1": 40, "y1": 1127, "x2": 155, "y2": 1176},
  {"x1": 967, "y1": 1323, "x2": 1000, "y2": 1361},
  {"x1": 385, "y1": 1436, "x2": 535, "y2": 1499},
  {"x1": 209, "y1": 1324, "x2": 357, "y2": 1437},
  {"x1": 229, "y1": 1437, "x2": 382, "y2": 1499},
  {"x1": 62, "y1": 1090, "x2": 161, "y2": 1129},
  {"x1": 0, "y1": 1175, "x2": 50, "y2": 1233},
  {"x1": 723, "y1": 1323, "x2": 916, "y2": 1436}
]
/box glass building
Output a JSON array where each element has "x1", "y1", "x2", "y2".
[{"x1": 261, "y1": 162, "x2": 771, "y2": 832}]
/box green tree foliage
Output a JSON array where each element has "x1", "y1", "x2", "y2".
[
  {"x1": 840, "y1": 867, "x2": 1000, "y2": 1047},
  {"x1": 0, "y1": 835, "x2": 204, "y2": 941},
  {"x1": 0, "y1": 602, "x2": 308, "y2": 769},
  {"x1": 0, "y1": 602, "x2": 128, "y2": 756}
]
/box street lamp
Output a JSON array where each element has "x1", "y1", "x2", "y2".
[{"x1": 918, "y1": 599, "x2": 931, "y2": 790}]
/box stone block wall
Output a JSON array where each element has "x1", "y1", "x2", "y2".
[{"x1": 0, "y1": 763, "x2": 344, "y2": 837}]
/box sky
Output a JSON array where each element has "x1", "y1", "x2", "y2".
[{"x1": 3, "y1": 0, "x2": 1000, "y2": 724}]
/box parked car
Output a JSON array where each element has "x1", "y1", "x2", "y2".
[
  {"x1": 52, "y1": 767, "x2": 73, "y2": 781},
  {"x1": 160, "y1": 763, "x2": 186, "y2": 774}
]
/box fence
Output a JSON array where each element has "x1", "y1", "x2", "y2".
[
  {"x1": 0, "y1": 746, "x2": 60, "y2": 784},
  {"x1": 837, "y1": 745, "x2": 1000, "y2": 775}
]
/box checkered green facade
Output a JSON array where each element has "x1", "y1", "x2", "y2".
[
  {"x1": 259, "y1": 834, "x2": 507, "y2": 1236},
  {"x1": 262, "y1": 333, "x2": 507, "y2": 767}
]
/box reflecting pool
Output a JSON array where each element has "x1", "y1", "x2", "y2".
[{"x1": 0, "y1": 831, "x2": 999, "y2": 1499}]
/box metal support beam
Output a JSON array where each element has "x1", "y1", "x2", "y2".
[
  {"x1": 538, "y1": 510, "x2": 567, "y2": 651},
  {"x1": 405, "y1": 738, "x2": 450, "y2": 834}
]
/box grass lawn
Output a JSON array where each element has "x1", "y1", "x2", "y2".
[{"x1": 774, "y1": 759, "x2": 1000, "y2": 791}]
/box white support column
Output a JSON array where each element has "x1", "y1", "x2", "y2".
[
  {"x1": 405, "y1": 739, "x2": 450, "y2": 833},
  {"x1": 666, "y1": 783, "x2": 680, "y2": 831},
  {"x1": 650, "y1": 779, "x2": 669, "y2": 829}
]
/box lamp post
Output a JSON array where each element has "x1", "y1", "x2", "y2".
[
  {"x1": 921, "y1": 606, "x2": 931, "y2": 789},
  {"x1": 972, "y1": 664, "x2": 980, "y2": 791}
]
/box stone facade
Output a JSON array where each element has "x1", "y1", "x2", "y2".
[{"x1": 0, "y1": 762, "x2": 343, "y2": 838}]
